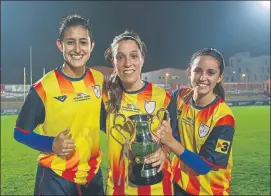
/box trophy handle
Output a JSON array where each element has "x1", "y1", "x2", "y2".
[
  {"x1": 112, "y1": 113, "x2": 128, "y2": 141},
  {"x1": 156, "y1": 108, "x2": 170, "y2": 122},
  {"x1": 111, "y1": 113, "x2": 136, "y2": 145},
  {"x1": 113, "y1": 113, "x2": 127, "y2": 133},
  {"x1": 149, "y1": 108, "x2": 170, "y2": 140}
]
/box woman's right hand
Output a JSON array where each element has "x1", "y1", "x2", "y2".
[{"x1": 52, "y1": 127, "x2": 75, "y2": 157}]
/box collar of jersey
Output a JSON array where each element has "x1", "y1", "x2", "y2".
[
  {"x1": 190, "y1": 95, "x2": 219, "y2": 110},
  {"x1": 121, "y1": 80, "x2": 149, "y2": 94},
  {"x1": 56, "y1": 66, "x2": 88, "y2": 81}
]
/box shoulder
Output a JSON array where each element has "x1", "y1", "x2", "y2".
[
  {"x1": 148, "y1": 82, "x2": 163, "y2": 90},
  {"x1": 88, "y1": 68, "x2": 104, "y2": 79},
  {"x1": 147, "y1": 82, "x2": 171, "y2": 98},
  {"x1": 171, "y1": 87, "x2": 193, "y2": 97},
  {"x1": 33, "y1": 69, "x2": 57, "y2": 87},
  {"x1": 32, "y1": 69, "x2": 57, "y2": 99},
  {"x1": 214, "y1": 98, "x2": 235, "y2": 127},
  {"x1": 170, "y1": 87, "x2": 193, "y2": 105},
  {"x1": 216, "y1": 98, "x2": 234, "y2": 116}
]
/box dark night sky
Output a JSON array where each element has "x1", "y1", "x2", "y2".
[{"x1": 1, "y1": 1, "x2": 270, "y2": 84}]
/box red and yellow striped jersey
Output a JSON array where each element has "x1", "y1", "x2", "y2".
[
  {"x1": 171, "y1": 88, "x2": 235, "y2": 195},
  {"x1": 103, "y1": 82, "x2": 173, "y2": 195},
  {"x1": 17, "y1": 67, "x2": 104, "y2": 185}
]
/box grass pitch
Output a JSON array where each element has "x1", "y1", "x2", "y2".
[{"x1": 1, "y1": 106, "x2": 270, "y2": 195}]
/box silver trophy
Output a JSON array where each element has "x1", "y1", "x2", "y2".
[{"x1": 111, "y1": 108, "x2": 170, "y2": 186}]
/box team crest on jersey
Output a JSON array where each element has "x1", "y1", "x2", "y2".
[
  {"x1": 145, "y1": 101, "x2": 156, "y2": 114},
  {"x1": 93, "y1": 85, "x2": 101, "y2": 98},
  {"x1": 198, "y1": 123, "x2": 210, "y2": 138}
]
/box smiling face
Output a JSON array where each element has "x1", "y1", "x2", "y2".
[
  {"x1": 56, "y1": 25, "x2": 94, "y2": 69},
  {"x1": 112, "y1": 39, "x2": 144, "y2": 87},
  {"x1": 189, "y1": 55, "x2": 223, "y2": 97}
]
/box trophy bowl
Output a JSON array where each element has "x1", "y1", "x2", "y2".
[{"x1": 128, "y1": 114, "x2": 163, "y2": 186}]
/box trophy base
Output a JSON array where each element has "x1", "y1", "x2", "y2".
[{"x1": 129, "y1": 161, "x2": 164, "y2": 186}]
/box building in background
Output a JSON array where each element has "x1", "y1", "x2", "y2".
[
  {"x1": 141, "y1": 67, "x2": 189, "y2": 90},
  {"x1": 224, "y1": 52, "x2": 270, "y2": 83},
  {"x1": 90, "y1": 66, "x2": 189, "y2": 90}
]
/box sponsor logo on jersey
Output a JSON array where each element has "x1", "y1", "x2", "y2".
[
  {"x1": 121, "y1": 104, "x2": 140, "y2": 113},
  {"x1": 182, "y1": 117, "x2": 194, "y2": 126},
  {"x1": 74, "y1": 92, "x2": 90, "y2": 102},
  {"x1": 54, "y1": 95, "x2": 67, "y2": 102}
]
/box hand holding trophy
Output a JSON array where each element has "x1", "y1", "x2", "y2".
[{"x1": 111, "y1": 108, "x2": 170, "y2": 186}]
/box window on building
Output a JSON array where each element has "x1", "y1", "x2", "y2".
[
  {"x1": 246, "y1": 68, "x2": 249, "y2": 72},
  {"x1": 254, "y1": 74, "x2": 257, "y2": 81},
  {"x1": 238, "y1": 67, "x2": 242, "y2": 73},
  {"x1": 226, "y1": 76, "x2": 229, "y2": 81},
  {"x1": 231, "y1": 76, "x2": 234, "y2": 82},
  {"x1": 172, "y1": 76, "x2": 180, "y2": 79},
  {"x1": 262, "y1": 67, "x2": 264, "y2": 73},
  {"x1": 267, "y1": 66, "x2": 270, "y2": 72},
  {"x1": 266, "y1": 75, "x2": 269, "y2": 80}
]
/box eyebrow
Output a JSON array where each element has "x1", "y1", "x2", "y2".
[
  {"x1": 117, "y1": 50, "x2": 139, "y2": 54},
  {"x1": 65, "y1": 38, "x2": 88, "y2": 41},
  {"x1": 194, "y1": 67, "x2": 218, "y2": 72}
]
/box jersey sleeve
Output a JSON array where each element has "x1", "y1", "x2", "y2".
[
  {"x1": 16, "y1": 87, "x2": 45, "y2": 132},
  {"x1": 199, "y1": 115, "x2": 235, "y2": 169},
  {"x1": 14, "y1": 87, "x2": 54, "y2": 153}
]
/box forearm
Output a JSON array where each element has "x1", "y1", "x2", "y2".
[
  {"x1": 160, "y1": 144, "x2": 171, "y2": 160},
  {"x1": 164, "y1": 138, "x2": 185, "y2": 156},
  {"x1": 179, "y1": 149, "x2": 212, "y2": 174},
  {"x1": 164, "y1": 138, "x2": 212, "y2": 175},
  {"x1": 14, "y1": 127, "x2": 55, "y2": 153}
]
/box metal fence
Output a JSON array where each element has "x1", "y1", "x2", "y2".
[{"x1": 1, "y1": 83, "x2": 270, "y2": 115}]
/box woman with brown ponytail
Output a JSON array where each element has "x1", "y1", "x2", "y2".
[{"x1": 102, "y1": 30, "x2": 173, "y2": 195}]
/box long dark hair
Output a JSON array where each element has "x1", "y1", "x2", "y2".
[
  {"x1": 189, "y1": 48, "x2": 226, "y2": 100},
  {"x1": 103, "y1": 30, "x2": 147, "y2": 114}
]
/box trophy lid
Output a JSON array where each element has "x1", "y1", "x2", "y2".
[{"x1": 128, "y1": 114, "x2": 152, "y2": 122}]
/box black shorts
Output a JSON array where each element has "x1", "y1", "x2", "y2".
[
  {"x1": 173, "y1": 181, "x2": 193, "y2": 196},
  {"x1": 34, "y1": 164, "x2": 104, "y2": 195}
]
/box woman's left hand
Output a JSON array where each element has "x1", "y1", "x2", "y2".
[{"x1": 145, "y1": 147, "x2": 168, "y2": 172}]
